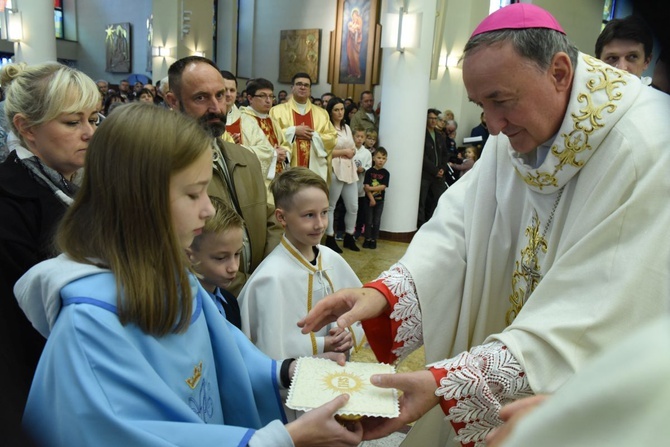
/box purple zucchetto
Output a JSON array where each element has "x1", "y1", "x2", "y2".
[{"x1": 471, "y1": 3, "x2": 565, "y2": 38}]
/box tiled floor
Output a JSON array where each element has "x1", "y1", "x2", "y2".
[{"x1": 337, "y1": 238, "x2": 425, "y2": 447}]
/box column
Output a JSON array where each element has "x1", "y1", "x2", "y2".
[
  {"x1": 13, "y1": 0, "x2": 57, "y2": 63},
  {"x1": 378, "y1": 0, "x2": 437, "y2": 237}
]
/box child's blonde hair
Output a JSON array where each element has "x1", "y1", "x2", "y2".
[
  {"x1": 191, "y1": 196, "x2": 244, "y2": 251},
  {"x1": 270, "y1": 167, "x2": 329, "y2": 210}
]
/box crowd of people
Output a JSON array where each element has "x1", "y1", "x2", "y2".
[{"x1": 1, "y1": 2, "x2": 670, "y2": 447}]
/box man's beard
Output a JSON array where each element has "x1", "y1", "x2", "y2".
[
  {"x1": 179, "y1": 103, "x2": 227, "y2": 138},
  {"x1": 199, "y1": 113, "x2": 227, "y2": 138}
]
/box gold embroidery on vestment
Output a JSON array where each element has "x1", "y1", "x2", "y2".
[
  {"x1": 507, "y1": 212, "x2": 547, "y2": 324},
  {"x1": 186, "y1": 361, "x2": 203, "y2": 389},
  {"x1": 508, "y1": 56, "x2": 626, "y2": 321},
  {"x1": 521, "y1": 55, "x2": 627, "y2": 189}
]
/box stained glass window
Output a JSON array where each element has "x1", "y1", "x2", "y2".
[{"x1": 54, "y1": 0, "x2": 63, "y2": 38}]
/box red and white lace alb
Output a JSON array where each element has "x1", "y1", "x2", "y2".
[
  {"x1": 431, "y1": 342, "x2": 533, "y2": 446},
  {"x1": 378, "y1": 263, "x2": 533, "y2": 446},
  {"x1": 378, "y1": 262, "x2": 424, "y2": 360}
]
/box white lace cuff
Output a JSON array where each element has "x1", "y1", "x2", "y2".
[
  {"x1": 430, "y1": 342, "x2": 533, "y2": 446},
  {"x1": 377, "y1": 262, "x2": 423, "y2": 361}
]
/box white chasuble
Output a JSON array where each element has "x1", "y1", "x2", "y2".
[{"x1": 380, "y1": 54, "x2": 670, "y2": 446}]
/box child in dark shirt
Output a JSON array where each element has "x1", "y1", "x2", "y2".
[{"x1": 363, "y1": 147, "x2": 390, "y2": 249}]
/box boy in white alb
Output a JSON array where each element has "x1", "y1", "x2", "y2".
[
  {"x1": 352, "y1": 128, "x2": 372, "y2": 239},
  {"x1": 238, "y1": 167, "x2": 365, "y2": 361}
]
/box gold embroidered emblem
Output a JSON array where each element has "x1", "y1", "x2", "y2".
[
  {"x1": 322, "y1": 371, "x2": 366, "y2": 395},
  {"x1": 507, "y1": 211, "x2": 547, "y2": 324},
  {"x1": 522, "y1": 55, "x2": 627, "y2": 190},
  {"x1": 185, "y1": 361, "x2": 203, "y2": 390},
  {"x1": 507, "y1": 186, "x2": 564, "y2": 324}
]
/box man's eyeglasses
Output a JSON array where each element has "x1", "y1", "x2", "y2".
[
  {"x1": 253, "y1": 94, "x2": 276, "y2": 100},
  {"x1": 294, "y1": 82, "x2": 311, "y2": 88}
]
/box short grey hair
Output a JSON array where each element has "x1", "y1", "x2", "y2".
[
  {"x1": 463, "y1": 28, "x2": 578, "y2": 71},
  {"x1": 160, "y1": 76, "x2": 170, "y2": 95},
  {"x1": 446, "y1": 119, "x2": 458, "y2": 129}
]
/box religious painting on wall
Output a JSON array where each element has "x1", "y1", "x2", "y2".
[
  {"x1": 338, "y1": 0, "x2": 368, "y2": 84},
  {"x1": 278, "y1": 29, "x2": 321, "y2": 84},
  {"x1": 105, "y1": 22, "x2": 131, "y2": 73},
  {"x1": 329, "y1": 0, "x2": 381, "y2": 96}
]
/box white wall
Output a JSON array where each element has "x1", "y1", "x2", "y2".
[{"x1": 76, "y1": 0, "x2": 152, "y2": 83}]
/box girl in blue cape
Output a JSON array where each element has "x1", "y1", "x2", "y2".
[{"x1": 15, "y1": 103, "x2": 362, "y2": 447}]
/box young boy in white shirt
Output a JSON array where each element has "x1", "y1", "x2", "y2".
[
  {"x1": 238, "y1": 167, "x2": 364, "y2": 360},
  {"x1": 352, "y1": 127, "x2": 372, "y2": 241}
]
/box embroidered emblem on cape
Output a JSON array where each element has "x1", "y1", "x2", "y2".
[
  {"x1": 189, "y1": 378, "x2": 214, "y2": 423},
  {"x1": 519, "y1": 54, "x2": 627, "y2": 192},
  {"x1": 507, "y1": 211, "x2": 546, "y2": 324},
  {"x1": 431, "y1": 342, "x2": 532, "y2": 447},
  {"x1": 185, "y1": 361, "x2": 203, "y2": 390},
  {"x1": 378, "y1": 262, "x2": 423, "y2": 361}
]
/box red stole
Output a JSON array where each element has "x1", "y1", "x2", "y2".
[
  {"x1": 254, "y1": 116, "x2": 283, "y2": 174},
  {"x1": 226, "y1": 118, "x2": 243, "y2": 145},
  {"x1": 292, "y1": 109, "x2": 313, "y2": 168},
  {"x1": 254, "y1": 116, "x2": 280, "y2": 147}
]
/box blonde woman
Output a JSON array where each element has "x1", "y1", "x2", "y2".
[{"x1": 0, "y1": 62, "x2": 99, "y2": 421}]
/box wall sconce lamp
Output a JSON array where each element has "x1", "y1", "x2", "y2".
[
  {"x1": 438, "y1": 52, "x2": 461, "y2": 69},
  {"x1": 382, "y1": 7, "x2": 421, "y2": 53},
  {"x1": 152, "y1": 46, "x2": 171, "y2": 58},
  {"x1": 192, "y1": 51, "x2": 205, "y2": 57},
  {"x1": 446, "y1": 53, "x2": 460, "y2": 68},
  {"x1": 6, "y1": 9, "x2": 23, "y2": 42}
]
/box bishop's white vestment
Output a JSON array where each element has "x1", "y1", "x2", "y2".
[{"x1": 362, "y1": 54, "x2": 670, "y2": 446}]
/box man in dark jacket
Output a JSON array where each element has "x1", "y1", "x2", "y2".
[{"x1": 418, "y1": 108, "x2": 449, "y2": 227}]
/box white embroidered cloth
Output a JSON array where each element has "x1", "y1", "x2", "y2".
[{"x1": 286, "y1": 357, "x2": 399, "y2": 418}]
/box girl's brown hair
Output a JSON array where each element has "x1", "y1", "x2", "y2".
[{"x1": 57, "y1": 103, "x2": 212, "y2": 335}]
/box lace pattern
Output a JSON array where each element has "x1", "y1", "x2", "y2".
[
  {"x1": 377, "y1": 262, "x2": 423, "y2": 361},
  {"x1": 430, "y1": 342, "x2": 533, "y2": 446}
]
